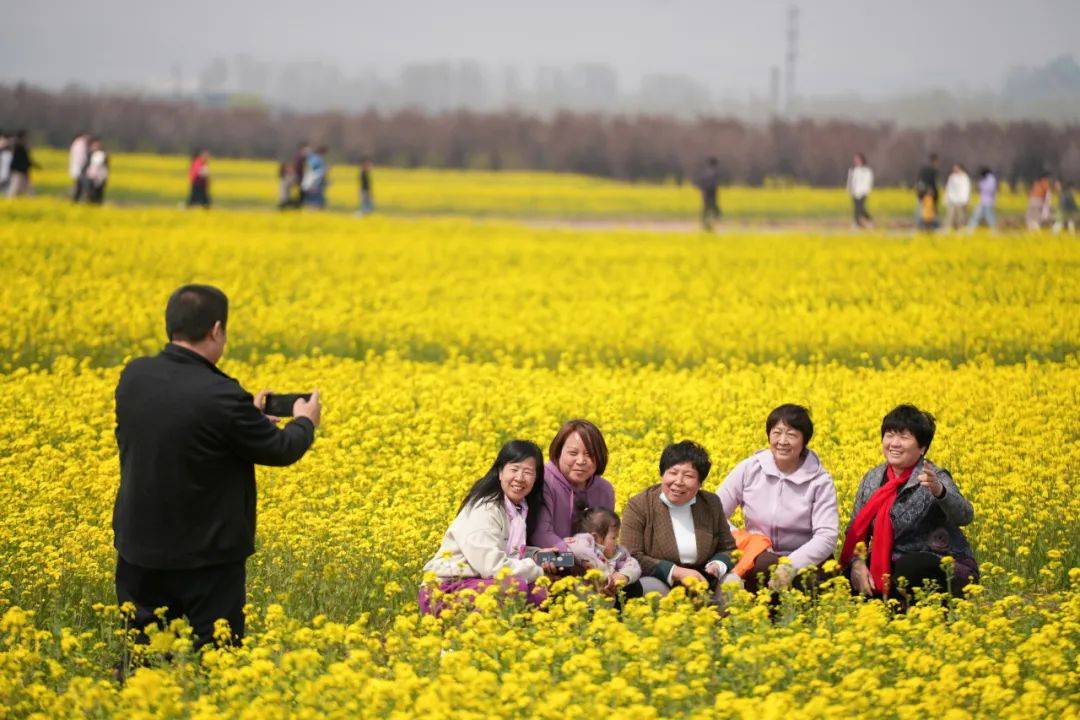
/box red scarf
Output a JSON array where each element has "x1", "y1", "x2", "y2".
[{"x1": 840, "y1": 465, "x2": 914, "y2": 593}]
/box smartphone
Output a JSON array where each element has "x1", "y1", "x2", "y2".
[
  {"x1": 263, "y1": 393, "x2": 311, "y2": 417},
  {"x1": 535, "y1": 551, "x2": 576, "y2": 569}
]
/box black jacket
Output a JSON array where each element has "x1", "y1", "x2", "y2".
[
  {"x1": 695, "y1": 166, "x2": 721, "y2": 196},
  {"x1": 10, "y1": 143, "x2": 32, "y2": 174},
  {"x1": 916, "y1": 165, "x2": 938, "y2": 201},
  {"x1": 113, "y1": 344, "x2": 315, "y2": 569}
]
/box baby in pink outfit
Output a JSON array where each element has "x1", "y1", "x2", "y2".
[{"x1": 565, "y1": 507, "x2": 642, "y2": 595}]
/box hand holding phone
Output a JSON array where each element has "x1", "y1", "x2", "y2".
[
  {"x1": 534, "y1": 550, "x2": 575, "y2": 570},
  {"x1": 263, "y1": 392, "x2": 312, "y2": 418}
]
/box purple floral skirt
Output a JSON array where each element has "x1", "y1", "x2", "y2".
[{"x1": 418, "y1": 577, "x2": 547, "y2": 616}]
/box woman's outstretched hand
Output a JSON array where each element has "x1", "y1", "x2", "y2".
[
  {"x1": 850, "y1": 557, "x2": 873, "y2": 596},
  {"x1": 918, "y1": 461, "x2": 945, "y2": 498}
]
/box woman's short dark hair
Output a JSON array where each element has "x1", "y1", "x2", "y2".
[
  {"x1": 459, "y1": 440, "x2": 546, "y2": 537},
  {"x1": 659, "y1": 440, "x2": 711, "y2": 482},
  {"x1": 165, "y1": 284, "x2": 228, "y2": 342},
  {"x1": 766, "y1": 404, "x2": 814, "y2": 445},
  {"x1": 549, "y1": 419, "x2": 608, "y2": 477},
  {"x1": 881, "y1": 404, "x2": 936, "y2": 450},
  {"x1": 574, "y1": 507, "x2": 620, "y2": 537}
]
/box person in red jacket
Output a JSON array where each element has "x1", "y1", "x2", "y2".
[{"x1": 187, "y1": 149, "x2": 211, "y2": 208}]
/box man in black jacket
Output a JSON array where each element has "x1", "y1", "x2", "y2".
[
  {"x1": 113, "y1": 284, "x2": 321, "y2": 650},
  {"x1": 7, "y1": 129, "x2": 37, "y2": 197},
  {"x1": 695, "y1": 156, "x2": 722, "y2": 231}
]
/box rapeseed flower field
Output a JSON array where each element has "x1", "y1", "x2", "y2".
[{"x1": 0, "y1": 196, "x2": 1077, "y2": 718}]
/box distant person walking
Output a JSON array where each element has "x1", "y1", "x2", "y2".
[
  {"x1": 277, "y1": 160, "x2": 300, "y2": 210},
  {"x1": 291, "y1": 143, "x2": 309, "y2": 205},
  {"x1": 915, "y1": 153, "x2": 940, "y2": 230},
  {"x1": 1026, "y1": 172, "x2": 1052, "y2": 230},
  {"x1": 967, "y1": 167, "x2": 998, "y2": 230},
  {"x1": 84, "y1": 138, "x2": 109, "y2": 204},
  {"x1": 187, "y1": 150, "x2": 211, "y2": 208},
  {"x1": 69, "y1": 133, "x2": 90, "y2": 202},
  {"x1": 846, "y1": 152, "x2": 874, "y2": 229},
  {"x1": 356, "y1": 157, "x2": 374, "y2": 216},
  {"x1": 944, "y1": 163, "x2": 971, "y2": 230},
  {"x1": 6, "y1": 130, "x2": 38, "y2": 198},
  {"x1": 0, "y1": 132, "x2": 12, "y2": 195},
  {"x1": 695, "y1": 157, "x2": 722, "y2": 231},
  {"x1": 1053, "y1": 180, "x2": 1077, "y2": 234},
  {"x1": 301, "y1": 146, "x2": 328, "y2": 209}
]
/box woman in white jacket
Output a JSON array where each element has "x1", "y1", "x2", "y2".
[
  {"x1": 944, "y1": 164, "x2": 972, "y2": 230},
  {"x1": 846, "y1": 153, "x2": 874, "y2": 229},
  {"x1": 420, "y1": 440, "x2": 551, "y2": 614}
]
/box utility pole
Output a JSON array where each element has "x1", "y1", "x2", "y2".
[
  {"x1": 785, "y1": 3, "x2": 799, "y2": 116},
  {"x1": 769, "y1": 66, "x2": 781, "y2": 117}
]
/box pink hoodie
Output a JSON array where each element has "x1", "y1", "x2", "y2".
[
  {"x1": 528, "y1": 461, "x2": 615, "y2": 552},
  {"x1": 717, "y1": 449, "x2": 838, "y2": 571}
]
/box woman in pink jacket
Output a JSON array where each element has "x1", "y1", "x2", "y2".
[{"x1": 717, "y1": 404, "x2": 839, "y2": 592}]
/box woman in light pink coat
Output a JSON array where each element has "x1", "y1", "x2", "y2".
[{"x1": 717, "y1": 404, "x2": 839, "y2": 592}]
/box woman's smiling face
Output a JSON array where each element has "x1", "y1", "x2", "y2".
[
  {"x1": 768, "y1": 420, "x2": 805, "y2": 467},
  {"x1": 661, "y1": 462, "x2": 701, "y2": 506},
  {"x1": 500, "y1": 457, "x2": 537, "y2": 504},
  {"x1": 881, "y1": 429, "x2": 925, "y2": 470},
  {"x1": 558, "y1": 432, "x2": 596, "y2": 486}
]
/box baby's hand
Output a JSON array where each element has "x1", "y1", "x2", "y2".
[{"x1": 604, "y1": 573, "x2": 629, "y2": 596}]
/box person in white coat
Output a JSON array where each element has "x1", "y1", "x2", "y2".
[
  {"x1": 84, "y1": 139, "x2": 109, "y2": 204},
  {"x1": 420, "y1": 440, "x2": 556, "y2": 615},
  {"x1": 944, "y1": 164, "x2": 972, "y2": 230},
  {"x1": 0, "y1": 133, "x2": 12, "y2": 195},
  {"x1": 69, "y1": 133, "x2": 90, "y2": 201},
  {"x1": 846, "y1": 153, "x2": 874, "y2": 229}
]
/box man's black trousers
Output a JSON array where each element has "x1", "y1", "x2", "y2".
[{"x1": 115, "y1": 555, "x2": 246, "y2": 649}]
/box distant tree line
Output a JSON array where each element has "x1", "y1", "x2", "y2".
[{"x1": 3, "y1": 83, "x2": 1078, "y2": 186}]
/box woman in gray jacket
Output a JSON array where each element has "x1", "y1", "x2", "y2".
[{"x1": 840, "y1": 405, "x2": 977, "y2": 604}]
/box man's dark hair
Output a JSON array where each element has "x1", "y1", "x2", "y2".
[
  {"x1": 766, "y1": 403, "x2": 814, "y2": 445},
  {"x1": 929, "y1": 153, "x2": 939, "y2": 163},
  {"x1": 881, "y1": 404, "x2": 936, "y2": 450},
  {"x1": 165, "y1": 284, "x2": 229, "y2": 342},
  {"x1": 659, "y1": 440, "x2": 712, "y2": 481}
]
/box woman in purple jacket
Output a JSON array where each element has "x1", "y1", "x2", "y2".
[
  {"x1": 528, "y1": 419, "x2": 616, "y2": 551},
  {"x1": 717, "y1": 404, "x2": 839, "y2": 592}
]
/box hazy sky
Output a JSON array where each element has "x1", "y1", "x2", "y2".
[{"x1": 3, "y1": 0, "x2": 1077, "y2": 97}]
